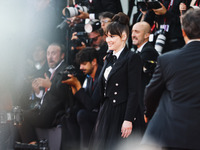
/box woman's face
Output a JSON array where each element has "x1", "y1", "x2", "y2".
[{"x1": 106, "y1": 32, "x2": 124, "y2": 52}]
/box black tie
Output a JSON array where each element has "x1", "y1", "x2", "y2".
[{"x1": 107, "y1": 51, "x2": 117, "y2": 66}]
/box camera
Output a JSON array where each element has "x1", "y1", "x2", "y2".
[
  {"x1": 64, "y1": 5, "x2": 88, "y2": 18},
  {"x1": 13, "y1": 106, "x2": 24, "y2": 126},
  {"x1": 15, "y1": 139, "x2": 49, "y2": 150},
  {"x1": 63, "y1": 0, "x2": 93, "y2": 18},
  {"x1": 84, "y1": 20, "x2": 101, "y2": 33},
  {"x1": 154, "y1": 29, "x2": 167, "y2": 55},
  {"x1": 137, "y1": 0, "x2": 162, "y2": 11},
  {"x1": 60, "y1": 65, "x2": 78, "y2": 81},
  {"x1": 71, "y1": 24, "x2": 91, "y2": 47},
  {"x1": 143, "y1": 60, "x2": 157, "y2": 76}
]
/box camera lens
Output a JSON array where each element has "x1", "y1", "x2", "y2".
[
  {"x1": 64, "y1": 5, "x2": 88, "y2": 18},
  {"x1": 155, "y1": 34, "x2": 166, "y2": 55},
  {"x1": 65, "y1": 7, "x2": 79, "y2": 18}
]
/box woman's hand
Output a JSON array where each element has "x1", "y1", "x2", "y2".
[{"x1": 121, "y1": 120, "x2": 132, "y2": 138}]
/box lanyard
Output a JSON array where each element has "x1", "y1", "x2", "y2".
[
  {"x1": 195, "y1": 0, "x2": 199, "y2": 6},
  {"x1": 163, "y1": 0, "x2": 174, "y2": 24}
]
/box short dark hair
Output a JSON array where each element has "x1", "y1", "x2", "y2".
[
  {"x1": 75, "y1": 47, "x2": 98, "y2": 64},
  {"x1": 49, "y1": 42, "x2": 66, "y2": 54},
  {"x1": 105, "y1": 12, "x2": 129, "y2": 38},
  {"x1": 182, "y1": 9, "x2": 200, "y2": 39},
  {"x1": 92, "y1": 28, "x2": 104, "y2": 36},
  {"x1": 99, "y1": 11, "x2": 115, "y2": 20}
]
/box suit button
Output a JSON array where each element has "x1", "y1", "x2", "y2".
[
  {"x1": 113, "y1": 99, "x2": 116, "y2": 103},
  {"x1": 104, "y1": 93, "x2": 106, "y2": 97},
  {"x1": 114, "y1": 92, "x2": 117, "y2": 95},
  {"x1": 115, "y1": 83, "x2": 119, "y2": 86}
]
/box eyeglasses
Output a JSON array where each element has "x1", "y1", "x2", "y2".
[
  {"x1": 100, "y1": 20, "x2": 111, "y2": 24},
  {"x1": 91, "y1": 35, "x2": 100, "y2": 42}
]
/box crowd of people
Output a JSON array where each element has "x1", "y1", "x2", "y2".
[{"x1": 1, "y1": 0, "x2": 200, "y2": 150}]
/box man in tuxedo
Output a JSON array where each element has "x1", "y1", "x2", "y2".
[
  {"x1": 62, "y1": 47, "x2": 102, "y2": 150},
  {"x1": 142, "y1": 9, "x2": 200, "y2": 149},
  {"x1": 131, "y1": 21, "x2": 158, "y2": 118},
  {"x1": 18, "y1": 42, "x2": 73, "y2": 143}
]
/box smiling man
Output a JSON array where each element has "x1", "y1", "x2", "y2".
[{"x1": 132, "y1": 21, "x2": 159, "y2": 120}]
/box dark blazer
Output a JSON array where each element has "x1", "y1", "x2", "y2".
[
  {"x1": 25, "y1": 62, "x2": 72, "y2": 128},
  {"x1": 74, "y1": 65, "x2": 102, "y2": 111},
  {"x1": 140, "y1": 42, "x2": 159, "y2": 86},
  {"x1": 139, "y1": 42, "x2": 159, "y2": 112},
  {"x1": 98, "y1": 46, "x2": 143, "y2": 122},
  {"x1": 142, "y1": 41, "x2": 200, "y2": 149}
]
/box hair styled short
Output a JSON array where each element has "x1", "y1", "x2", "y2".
[
  {"x1": 105, "y1": 12, "x2": 130, "y2": 38},
  {"x1": 75, "y1": 47, "x2": 98, "y2": 64},
  {"x1": 99, "y1": 11, "x2": 115, "y2": 20},
  {"x1": 49, "y1": 42, "x2": 66, "y2": 54},
  {"x1": 182, "y1": 9, "x2": 200, "y2": 39}
]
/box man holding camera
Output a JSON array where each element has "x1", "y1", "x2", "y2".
[
  {"x1": 18, "y1": 42, "x2": 74, "y2": 144},
  {"x1": 62, "y1": 47, "x2": 102, "y2": 150},
  {"x1": 71, "y1": 27, "x2": 107, "y2": 66},
  {"x1": 144, "y1": 0, "x2": 189, "y2": 54}
]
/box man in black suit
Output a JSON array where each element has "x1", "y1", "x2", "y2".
[
  {"x1": 142, "y1": 9, "x2": 200, "y2": 149},
  {"x1": 132, "y1": 21, "x2": 159, "y2": 120},
  {"x1": 62, "y1": 47, "x2": 102, "y2": 150},
  {"x1": 18, "y1": 43, "x2": 73, "y2": 143},
  {"x1": 132, "y1": 21, "x2": 159, "y2": 85}
]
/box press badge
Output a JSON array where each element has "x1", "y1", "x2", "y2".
[{"x1": 160, "y1": 25, "x2": 169, "y2": 32}]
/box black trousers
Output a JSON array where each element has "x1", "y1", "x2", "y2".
[
  {"x1": 163, "y1": 147, "x2": 195, "y2": 150},
  {"x1": 77, "y1": 109, "x2": 98, "y2": 150}
]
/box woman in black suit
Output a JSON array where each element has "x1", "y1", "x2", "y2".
[{"x1": 91, "y1": 12, "x2": 144, "y2": 150}]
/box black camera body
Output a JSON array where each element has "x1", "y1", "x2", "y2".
[
  {"x1": 71, "y1": 24, "x2": 91, "y2": 47},
  {"x1": 60, "y1": 65, "x2": 78, "y2": 81},
  {"x1": 137, "y1": 0, "x2": 162, "y2": 11}
]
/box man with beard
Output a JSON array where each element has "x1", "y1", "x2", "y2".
[
  {"x1": 18, "y1": 43, "x2": 74, "y2": 145},
  {"x1": 62, "y1": 47, "x2": 102, "y2": 150}
]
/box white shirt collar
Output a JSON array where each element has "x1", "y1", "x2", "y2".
[
  {"x1": 137, "y1": 42, "x2": 147, "y2": 52},
  {"x1": 113, "y1": 47, "x2": 125, "y2": 59},
  {"x1": 49, "y1": 59, "x2": 64, "y2": 74},
  {"x1": 187, "y1": 39, "x2": 200, "y2": 44}
]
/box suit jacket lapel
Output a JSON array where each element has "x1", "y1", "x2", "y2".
[{"x1": 107, "y1": 47, "x2": 129, "y2": 81}]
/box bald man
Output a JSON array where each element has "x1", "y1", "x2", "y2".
[{"x1": 131, "y1": 21, "x2": 159, "y2": 123}]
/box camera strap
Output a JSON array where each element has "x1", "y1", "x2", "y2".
[
  {"x1": 195, "y1": 0, "x2": 200, "y2": 6},
  {"x1": 161, "y1": 0, "x2": 174, "y2": 32}
]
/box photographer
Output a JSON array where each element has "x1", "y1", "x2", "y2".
[
  {"x1": 71, "y1": 23, "x2": 108, "y2": 66},
  {"x1": 18, "y1": 42, "x2": 74, "y2": 144},
  {"x1": 144, "y1": 0, "x2": 190, "y2": 53},
  {"x1": 62, "y1": 47, "x2": 102, "y2": 150},
  {"x1": 63, "y1": 0, "x2": 122, "y2": 20}
]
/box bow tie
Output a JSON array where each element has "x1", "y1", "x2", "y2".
[{"x1": 107, "y1": 51, "x2": 117, "y2": 65}]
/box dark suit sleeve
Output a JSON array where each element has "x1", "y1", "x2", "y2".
[
  {"x1": 144, "y1": 56, "x2": 165, "y2": 119},
  {"x1": 125, "y1": 53, "x2": 142, "y2": 121},
  {"x1": 74, "y1": 86, "x2": 101, "y2": 111}
]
